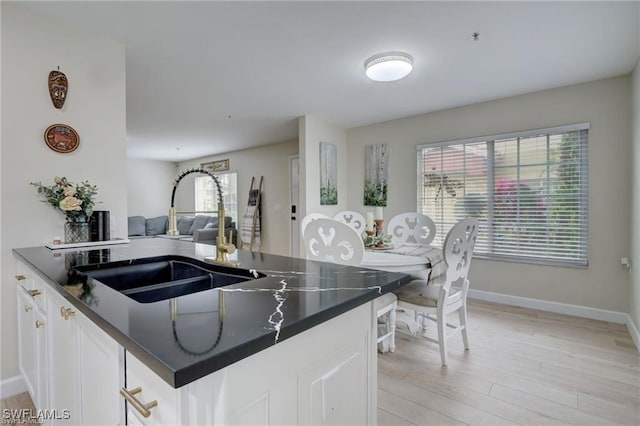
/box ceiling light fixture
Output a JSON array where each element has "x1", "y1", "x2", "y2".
[{"x1": 364, "y1": 52, "x2": 413, "y2": 82}]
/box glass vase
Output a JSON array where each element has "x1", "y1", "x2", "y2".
[{"x1": 64, "y1": 220, "x2": 90, "y2": 244}]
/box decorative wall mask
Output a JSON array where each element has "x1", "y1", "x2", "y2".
[{"x1": 48, "y1": 70, "x2": 68, "y2": 109}]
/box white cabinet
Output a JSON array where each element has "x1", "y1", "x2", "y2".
[
  {"x1": 15, "y1": 258, "x2": 123, "y2": 426},
  {"x1": 46, "y1": 289, "x2": 81, "y2": 425},
  {"x1": 15, "y1": 260, "x2": 48, "y2": 412},
  {"x1": 34, "y1": 307, "x2": 49, "y2": 416},
  {"x1": 16, "y1": 256, "x2": 378, "y2": 426},
  {"x1": 76, "y1": 313, "x2": 123, "y2": 425},
  {"x1": 16, "y1": 286, "x2": 37, "y2": 402},
  {"x1": 184, "y1": 302, "x2": 376, "y2": 426},
  {"x1": 123, "y1": 352, "x2": 181, "y2": 425}
]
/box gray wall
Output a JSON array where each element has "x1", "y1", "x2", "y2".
[
  {"x1": 178, "y1": 139, "x2": 298, "y2": 256},
  {"x1": 347, "y1": 76, "x2": 632, "y2": 312},
  {"x1": 1, "y1": 3, "x2": 126, "y2": 382},
  {"x1": 127, "y1": 159, "x2": 177, "y2": 218}
]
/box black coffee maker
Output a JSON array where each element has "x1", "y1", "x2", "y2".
[{"x1": 90, "y1": 210, "x2": 110, "y2": 241}]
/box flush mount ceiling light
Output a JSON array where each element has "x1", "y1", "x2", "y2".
[{"x1": 364, "y1": 52, "x2": 413, "y2": 82}]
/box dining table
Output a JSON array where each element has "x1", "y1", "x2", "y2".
[
  {"x1": 360, "y1": 250, "x2": 430, "y2": 280},
  {"x1": 360, "y1": 243, "x2": 444, "y2": 281}
]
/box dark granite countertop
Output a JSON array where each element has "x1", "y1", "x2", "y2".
[{"x1": 13, "y1": 239, "x2": 411, "y2": 388}]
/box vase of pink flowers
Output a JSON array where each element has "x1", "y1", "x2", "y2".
[{"x1": 31, "y1": 176, "x2": 99, "y2": 243}]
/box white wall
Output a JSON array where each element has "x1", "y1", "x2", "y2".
[
  {"x1": 299, "y1": 115, "x2": 348, "y2": 257},
  {"x1": 631, "y1": 60, "x2": 640, "y2": 332},
  {"x1": 178, "y1": 139, "x2": 298, "y2": 256},
  {"x1": 1, "y1": 3, "x2": 126, "y2": 382},
  {"x1": 347, "y1": 76, "x2": 632, "y2": 312},
  {"x1": 127, "y1": 159, "x2": 177, "y2": 217},
  {"x1": 299, "y1": 115, "x2": 348, "y2": 217}
]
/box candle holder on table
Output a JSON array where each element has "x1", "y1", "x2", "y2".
[{"x1": 374, "y1": 219, "x2": 384, "y2": 236}]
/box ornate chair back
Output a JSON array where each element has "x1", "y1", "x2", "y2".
[
  {"x1": 300, "y1": 212, "x2": 330, "y2": 235},
  {"x1": 333, "y1": 211, "x2": 366, "y2": 234},
  {"x1": 387, "y1": 213, "x2": 437, "y2": 246},
  {"x1": 302, "y1": 218, "x2": 364, "y2": 266},
  {"x1": 441, "y1": 217, "x2": 479, "y2": 296}
]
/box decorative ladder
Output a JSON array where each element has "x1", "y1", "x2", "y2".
[{"x1": 240, "y1": 176, "x2": 263, "y2": 251}]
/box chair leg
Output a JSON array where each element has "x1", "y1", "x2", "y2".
[
  {"x1": 389, "y1": 304, "x2": 397, "y2": 353},
  {"x1": 437, "y1": 312, "x2": 447, "y2": 366},
  {"x1": 459, "y1": 304, "x2": 470, "y2": 350}
]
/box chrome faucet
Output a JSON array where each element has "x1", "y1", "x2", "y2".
[{"x1": 167, "y1": 168, "x2": 237, "y2": 265}]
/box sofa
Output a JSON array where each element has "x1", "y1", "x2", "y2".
[{"x1": 127, "y1": 214, "x2": 237, "y2": 245}]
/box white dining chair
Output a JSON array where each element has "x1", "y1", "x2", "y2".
[
  {"x1": 302, "y1": 218, "x2": 398, "y2": 352},
  {"x1": 300, "y1": 212, "x2": 330, "y2": 237},
  {"x1": 302, "y1": 218, "x2": 364, "y2": 266},
  {"x1": 333, "y1": 210, "x2": 366, "y2": 234},
  {"x1": 387, "y1": 212, "x2": 437, "y2": 247},
  {"x1": 394, "y1": 217, "x2": 479, "y2": 365}
]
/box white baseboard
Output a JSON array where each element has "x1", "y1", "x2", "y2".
[
  {"x1": 0, "y1": 375, "x2": 27, "y2": 399},
  {"x1": 468, "y1": 289, "x2": 628, "y2": 323},
  {"x1": 626, "y1": 314, "x2": 640, "y2": 354}
]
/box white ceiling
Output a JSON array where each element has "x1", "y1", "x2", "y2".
[{"x1": 23, "y1": 1, "x2": 639, "y2": 162}]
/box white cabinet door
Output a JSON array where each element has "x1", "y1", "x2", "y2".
[
  {"x1": 188, "y1": 302, "x2": 375, "y2": 426},
  {"x1": 16, "y1": 269, "x2": 48, "y2": 414},
  {"x1": 77, "y1": 315, "x2": 123, "y2": 426},
  {"x1": 46, "y1": 290, "x2": 81, "y2": 425},
  {"x1": 16, "y1": 286, "x2": 36, "y2": 400},
  {"x1": 34, "y1": 306, "x2": 49, "y2": 414},
  {"x1": 123, "y1": 352, "x2": 180, "y2": 425}
]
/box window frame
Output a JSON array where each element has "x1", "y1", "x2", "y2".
[
  {"x1": 416, "y1": 122, "x2": 589, "y2": 267},
  {"x1": 194, "y1": 171, "x2": 238, "y2": 225}
]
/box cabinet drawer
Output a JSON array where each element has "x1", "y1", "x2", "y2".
[
  {"x1": 123, "y1": 352, "x2": 180, "y2": 425},
  {"x1": 16, "y1": 259, "x2": 46, "y2": 311}
]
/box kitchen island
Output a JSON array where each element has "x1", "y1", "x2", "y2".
[{"x1": 13, "y1": 238, "x2": 411, "y2": 425}]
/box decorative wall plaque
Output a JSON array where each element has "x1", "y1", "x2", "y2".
[
  {"x1": 44, "y1": 124, "x2": 79, "y2": 153},
  {"x1": 48, "y1": 70, "x2": 68, "y2": 109},
  {"x1": 202, "y1": 159, "x2": 230, "y2": 172}
]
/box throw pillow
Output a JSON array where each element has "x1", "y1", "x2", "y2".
[
  {"x1": 204, "y1": 222, "x2": 215, "y2": 229},
  {"x1": 176, "y1": 216, "x2": 195, "y2": 235},
  {"x1": 189, "y1": 215, "x2": 213, "y2": 234},
  {"x1": 128, "y1": 216, "x2": 146, "y2": 236},
  {"x1": 145, "y1": 216, "x2": 168, "y2": 236}
]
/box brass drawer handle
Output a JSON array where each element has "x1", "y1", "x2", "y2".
[
  {"x1": 120, "y1": 387, "x2": 157, "y2": 418},
  {"x1": 35, "y1": 320, "x2": 45, "y2": 328},
  {"x1": 28, "y1": 289, "x2": 42, "y2": 297},
  {"x1": 60, "y1": 307, "x2": 75, "y2": 320},
  {"x1": 15, "y1": 275, "x2": 26, "y2": 281},
  {"x1": 24, "y1": 305, "x2": 32, "y2": 312}
]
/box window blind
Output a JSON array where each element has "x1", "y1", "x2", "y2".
[{"x1": 417, "y1": 124, "x2": 589, "y2": 266}]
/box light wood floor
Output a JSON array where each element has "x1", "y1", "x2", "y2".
[
  {"x1": 1, "y1": 391, "x2": 36, "y2": 425},
  {"x1": 378, "y1": 299, "x2": 640, "y2": 426},
  {"x1": 2, "y1": 300, "x2": 639, "y2": 425}
]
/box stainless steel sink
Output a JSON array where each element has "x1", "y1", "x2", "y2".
[{"x1": 74, "y1": 255, "x2": 264, "y2": 303}]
